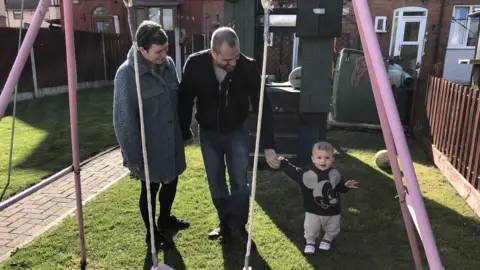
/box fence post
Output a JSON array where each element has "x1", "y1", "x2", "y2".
[
  {"x1": 102, "y1": 33, "x2": 107, "y2": 81},
  {"x1": 30, "y1": 48, "x2": 39, "y2": 98},
  {"x1": 25, "y1": 23, "x2": 39, "y2": 98},
  {"x1": 175, "y1": 27, "x2": 182, "y2": 80}
]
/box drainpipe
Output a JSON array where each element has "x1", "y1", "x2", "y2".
[{"x1": 433, "y1": 0, "x2": 447, "y2": 73}]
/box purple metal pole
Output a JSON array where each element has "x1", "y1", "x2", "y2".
[
  {"x1": 0, "y1": 0, "x2": 49, "y2": 120},
  {"x1": 353, "y1": 6, "x2": 422, "y2": 269},
  {"x1": 367, "y1": 75, "x2": 423, "y2": 269},
  {"x1": 352, "y1": 0, "x2": 443, "y2": 269},
  {"x1": 0, "y1": 166, "x2": 72, "y2": 211},
  {"x1": 63, "y1": 0, "x2": 86, "y2": 266}
]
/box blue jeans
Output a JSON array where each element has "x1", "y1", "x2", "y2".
[{"x1": 199, "y1": 120, "x2": 250, "y2": 228}]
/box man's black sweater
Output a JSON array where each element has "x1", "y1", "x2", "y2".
[{"x1": 177, "y1": 49, "x2": 276, "y2": 150}]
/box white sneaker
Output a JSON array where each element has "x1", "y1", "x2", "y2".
[
  {"x1": 319, "y1": 241, "x2": 331, "y2": 251},
  {"x1": 304, "y1": 243, "x2": 316, "y2": 255}
]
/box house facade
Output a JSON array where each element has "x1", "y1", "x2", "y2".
[
  {"x1": 4, "y1": 0, "x2": 60, "y2": 28},
  {"x1": 131, "y1": 0, "x2": 223, "y2": 35},
  {"x1": 58, "y1": 0, "x2": 129, "y2": 34},
  {"x1": 442, "y1": 2, "x2": 480, "y2": 84},
  {"x1": 340, "y1": 0, "x2": 480, "y2": 82}
]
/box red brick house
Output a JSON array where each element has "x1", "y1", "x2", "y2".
[
  {"x1": 130, "y1": 0, "x2": 223, "y2": 36},
  {"x1": 59, "y1": 0, "x2": 129, "y2": 34},
  {"x1": 341, "y1": 0, "x2": 480, "y2": 81}
]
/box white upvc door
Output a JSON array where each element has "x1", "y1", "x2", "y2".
[{"x1": 393, "y1": 16, "x2": 427, "y2": 68}]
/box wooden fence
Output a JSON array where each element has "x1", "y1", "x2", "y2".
[
  {"x1": 0, "y1": 28, "x2": 133, "y2": 94},
  {"x1": 411, "y1": 75, "x2": 480, "y2": 215},
  {"x1": 0, "y1": 28, "x2": 208, "y2": 97}
]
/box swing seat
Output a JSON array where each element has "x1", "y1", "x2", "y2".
[{"x1": 151, "y1": 263, "x2": 175, "y2": 270}]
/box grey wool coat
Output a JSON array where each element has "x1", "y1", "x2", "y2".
[{"x1": 113, "y1": 47, "x2": 186, "y2": 183}]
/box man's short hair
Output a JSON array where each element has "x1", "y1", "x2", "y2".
[
  {"x1": 313, "y1": 141, "x2": 334, "y2": 153},
  {"x1": 136, "y1": 20, "x2": 168, "y2": 51},
  {"x1": 210, "y1": 26, "x2": 239, "y2": 53}
]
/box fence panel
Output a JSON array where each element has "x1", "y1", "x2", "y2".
[
  {"x1": 412, "y1": 76, "x2": 480, "y2": 190},
  {"x1": 0, "y1": 27, "x2": 134, "y2": 97}
]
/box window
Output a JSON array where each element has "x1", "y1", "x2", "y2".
[
  {"x1": 135, "y1": 7, "x2": 176, "y2": 31},
  {"x1": 375, "y1": 16, "x2": 387, "y2": 33},
  {"x1": 147, "y1": 7, "x2": 174, "y2": 30},
  {"x1": 92, "y1": 6, "x2": 112, "y2": 33},
  {"x1": 93, "y1": 7, "x2": 109, "y2": 16},
  {"x1": 13, "y1": 11, "x2": 22, "y2": 20},
  {"x1": 449, "y1": 6, "x2": 480, "y2": 47}
]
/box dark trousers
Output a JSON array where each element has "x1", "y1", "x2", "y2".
[
  {"x1": 199, "y1": 120, "x2": 250, "y2": 229},
  {"x1": 139, "y1": 178, "x2": 178, "y2": 233}
]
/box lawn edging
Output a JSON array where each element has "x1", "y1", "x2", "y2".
[
  {"x1": 423, "y1": 137, "x2": 480, "y2": 217},
  {"x1": 0, "y1": 146, "x2": 120, "y2": 211}
]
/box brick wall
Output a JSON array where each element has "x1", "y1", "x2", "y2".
[
  {"x1": 178, "y1": 0, "x2": 204, "y2": 35},
  {"x1": 60, "y1": 0, "x2": 129, "y2": 34},
  {"x1": 178, "y1": 0, "x2": 224, "y2": 37},
  {"x1": 347, "y1": 0, "x2": 480, "y2": 77}
]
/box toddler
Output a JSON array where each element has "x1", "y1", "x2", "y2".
[{"x1": 278, "y1": 141, "x2": 358, "y2": 254}]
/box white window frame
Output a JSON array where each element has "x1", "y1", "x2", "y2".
[
  {"x1": 448, "y1": 5, "x2": 480, "y2": 49},
  {"x1": 13, "y1": 11, "x2": 22, "y2": 20},
  {"x1": 388, "y1": 7, "x2": 428, "y2": 69},
  {"x1": 375, "y1": 16, "x2": 387, "y2": 33}
]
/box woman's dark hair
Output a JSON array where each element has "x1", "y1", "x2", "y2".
[{"x1": 135, "y1": 20, "x2": 168, "y2": 51}]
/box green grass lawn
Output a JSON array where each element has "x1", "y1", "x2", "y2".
[
  {"x1": 1, "y1": 131, "x2": 478, "y2": 269},
  {"x1": 0, "y1": 87, "x2": 117, "y2": 200}
]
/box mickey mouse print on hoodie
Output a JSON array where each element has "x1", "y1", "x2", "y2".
[{"x1": 280, "y1": 160, "x2": 350, "y2": 216}]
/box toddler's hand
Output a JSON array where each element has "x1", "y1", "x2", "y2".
[
  {"x1": 277, "y1": 156, "x2": 285, "y2": 161},
  {"x1": 345, "y1": 180, "x2": 358, "y2": 189}
]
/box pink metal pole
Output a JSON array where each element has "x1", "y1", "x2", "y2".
[
  {"x1": 352, "y1": 7, "x2": 422, "y2": 269},
  {"x1": 368, "y1": 76, "x2": 423, "y2": 269},
  {"x1": 0, "y1": 0, "x2": 49, "y2": 119},
  {"x1": 352, "y1": 0, "x2": 443, "y2": 269},
  {"x1": 0, "y1": 166, "x2": 72, "y2": 211},
  {"x1": 63, "y1": 0, "x2": 87, "y2": 266}
]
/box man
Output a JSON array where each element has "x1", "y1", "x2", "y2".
[
  {"x1": 178, "y1": 27, "x2": 279, "y2": 242},
  {"x1": 113, "y1": 21, "x2": 189, "y2": 250}
]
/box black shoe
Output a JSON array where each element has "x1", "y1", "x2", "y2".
[
  {"x1": 208, "y1": 223, "x2": 231, "y2": 240},
  {"x1": 159, "y1": 215, "x2": 190, "y2": 231}
]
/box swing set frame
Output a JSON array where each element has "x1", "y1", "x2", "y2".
[{"x1": 0, "y1": 0, "x2": 444, "y2": 269}]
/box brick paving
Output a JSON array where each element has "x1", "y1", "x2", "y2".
[{"x1": 0, "y1": 148, "x2": 128, "y2": 263}]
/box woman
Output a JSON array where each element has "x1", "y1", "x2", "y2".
[{"x1": 113, "y1": 20, "x2": 189, "y2": 250}]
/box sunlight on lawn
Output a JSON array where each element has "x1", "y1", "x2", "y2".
[
  {"x1": 0, "y1": 117, "x2": 48, "y2": 162},
  {"x1": 0, "y1": 87, "x2": 116, "y2": 199}
]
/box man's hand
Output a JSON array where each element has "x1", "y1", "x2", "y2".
[
  {"x1": 345, "y1": 180, "x2": 359, "y2": 189},
  {"x1": 264, "y1": 149, "x2": 280, "y2": 169}
]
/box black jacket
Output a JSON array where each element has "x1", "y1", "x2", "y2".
[
  {"x1": 178, "y1": 49, "x2": 275, "y2": 149},
  {"x1": 280, "y1": 159, "x2": 350, "y2": 216}
]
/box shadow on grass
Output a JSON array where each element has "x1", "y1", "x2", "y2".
[
  {"x1": 252, "y1": 142, "x2": 480, "y2": 269},
  {"x1": 221, "y1": 240, "x2": 271, "y2": 270},
  {"x1": 143, "y1": 246, "x2": 186, "y2": 270},
  {"x1": 3, "y1": 87, "x2": 117, "y2": 173}
]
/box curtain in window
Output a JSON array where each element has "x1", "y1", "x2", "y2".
[{"x1": 451, "y1": 7, "x2": 468, "y2": 46}]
